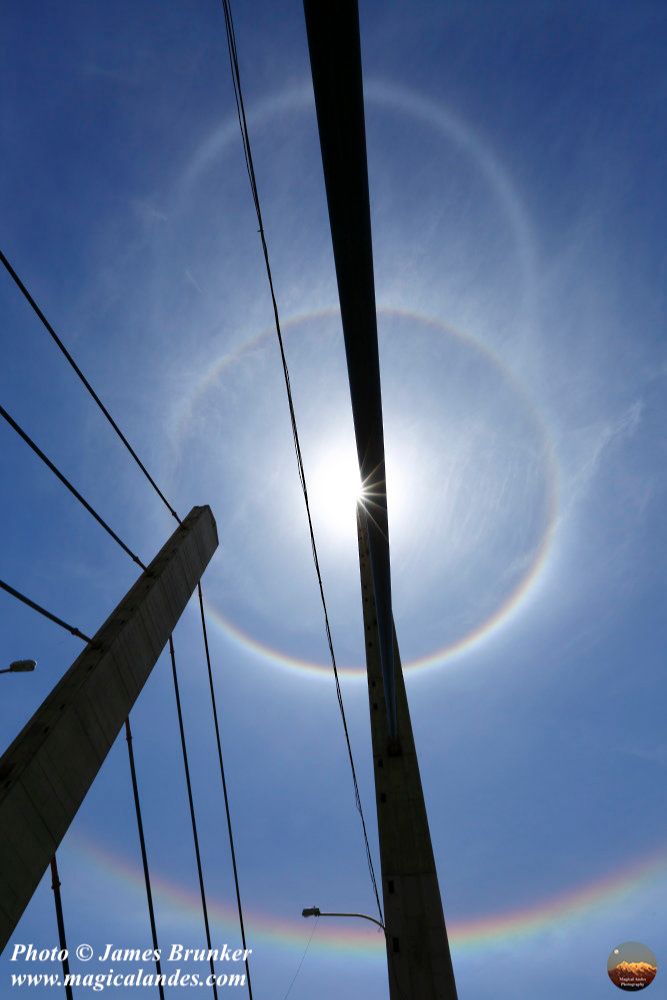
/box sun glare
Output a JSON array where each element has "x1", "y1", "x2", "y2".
[
  {"x1": 310, "y1": 444, "x2": 363, "y2": 538},
  {"x1": 309, "y1": 439, "x2": 408, "y2": 542}
]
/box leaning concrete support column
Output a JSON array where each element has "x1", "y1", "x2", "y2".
[
  {"x1": 358, "y1": 509, "x2": 459, "y2": 999},
  {"x1": 0, "y1": 505, "x2": 218, "y2": 951}
]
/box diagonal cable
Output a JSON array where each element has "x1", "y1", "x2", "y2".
[
  {"x1": 125, "y1": 718, "x2": 166, "y2": 999},
  {"x1": 168, "y1": 636, "x2": 218, "y2": 998},
  {"x1": 0, "y1": 585, "x2": 167, "y2": 996},
  {"x1": 1, "y1": 249, "x2": 254, "y2": 993},
  {"x1": 197, "y1": 583, "x2": 254, "y2": 997},
  {"x1": 0, "y1": 579, "x2": 91, "y2": 641},
  {"x1": 49, "y1": 856, "x2": 74, "y2": 1000},
  {"x1": 0, "y1": 404, "x2": 145, "y2": 569},
  {"x1": 0, "y1": 405, "x2": 219, "y2": 994},
  {"x1": 0, "y1": 249, "x2": 180, "y2": 523}
]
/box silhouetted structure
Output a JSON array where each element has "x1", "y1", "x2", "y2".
[
  {"x1": 305, "y1": 2, "x2": 459, "y2": 994},
  {"x1": 0, "y1": 506, "x2": 217, "y2": 950}
]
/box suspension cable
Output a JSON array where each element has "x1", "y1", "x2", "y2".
[
  {"x1": 0, "y1": 418, "x2": 217, "y2": 993},
  {"x1": 1, "y1": 252, "x2": 254, "y2": 992},
  {"x1": 50, "y1": 856, "x2": 74, "y2": 1000},
  {"x1": 0, "y1": 579, "x2": 91, "y2": 641},
  {"x1": 196, "y1": 584, "x2": 254, "y2": 997},
  {"x1": 0, "y1": 249, "x2": 181, "y2": 524},
  {"x1": 0, "y1": 404, "x2": 145, "y2": 569},
  {"x1": 125, "y1": 719, "x2": 166, "y2": 999},
  {"x1": 168, "y1": 637, "x2": 218, "y2": 999},
  {"x1": 1, "y1": 586, "x2": 164, "y2": 998},
  {"x1": 0, "y1": 409, "x2": 178, "y2": 995},
  {"x1": 218, "y1": 0, "x2": 383, "y2": 920}
]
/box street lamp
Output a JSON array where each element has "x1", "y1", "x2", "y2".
[
  {"x1": 0, "y1": 659, "x2": 36, "y2": 675},
  {"x1": 302, "y1": 906, "x2": 385, "y2": 932}
]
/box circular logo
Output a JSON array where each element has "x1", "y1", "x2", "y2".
[{"x1": 608, "y1": 942, "x2": 657, "y2": 991}]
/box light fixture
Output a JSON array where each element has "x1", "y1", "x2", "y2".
[{"x1": 0, "y1": 659, "x2": 37, "y2": 675}]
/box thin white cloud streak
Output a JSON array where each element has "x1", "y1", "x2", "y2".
[{"x1": 557, "y1": 399, "x2": 644, "y2": 519}]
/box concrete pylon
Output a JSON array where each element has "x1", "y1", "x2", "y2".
[
  {"x1": 0, "y1": 505, "x2": 218, "y2": 952},
  {"x1": 357, "y1": 509, "x2": 459, "y2": 999}
]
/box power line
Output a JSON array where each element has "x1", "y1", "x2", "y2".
[
  {"x1": 281, "y1": 916, "x2": 318, "y2": 1000},
  {"x1": 218, "y1": 0, "x2": 383, "y2": 921}
]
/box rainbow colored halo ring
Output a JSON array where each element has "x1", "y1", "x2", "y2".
[
  {"x1": 75, "y1": 830, "x2": 667, "y2": 957},
  {"x1": 175, "y1": 307, "x2": 560, "y2": 678}
]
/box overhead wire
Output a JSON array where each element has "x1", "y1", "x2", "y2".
[
  {"x1": 280, "y1": 916, "x2": 318, "y2": 1000},
  {"x1": 217, "y1": 0, "x2": 384, "y2": 921},
  {"x1": 1, "y1": 251, "x2": 253, "y2": 997}
]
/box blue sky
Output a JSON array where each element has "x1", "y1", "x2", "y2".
[{"x1": 2, "y1": 2, "x2": 666, "y2": 998}]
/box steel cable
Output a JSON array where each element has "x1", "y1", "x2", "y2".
[
  {"x1": 218, "y1": 0, "x2": 383, "y2": 922},
  {"x1": 1, "y1": 251, "x2": 253, "y2": 991}
]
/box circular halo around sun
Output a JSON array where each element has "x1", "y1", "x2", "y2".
[{"x1": 173, "y1": 307, "x2": 559, "y2": 678}]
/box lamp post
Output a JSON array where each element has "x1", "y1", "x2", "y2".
[
  {"x1": 0, "y1": 659, "x2": 36, "y2": 675},
  {"x1": 302, "y1": 906, "x2": 385, "y2": 933}
]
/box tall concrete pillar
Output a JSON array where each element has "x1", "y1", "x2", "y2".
[
  {"x1": 358, "y1": 510, "x2": 459, "y2": 999},
  {"x1": 0, "y1": 505, "x2": 218, "y2": 952}
]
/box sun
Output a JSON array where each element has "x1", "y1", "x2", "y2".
[
  {"x1": 308, "y1": 437, "x2": 409, "y2": 544},
  {"x1": 309, "y1": 442, "x2": 363, "y2": 539}
]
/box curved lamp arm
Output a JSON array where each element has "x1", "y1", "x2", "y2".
[{"x1": 302, "y1": 907, "x2": 385, "y2": 932}]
